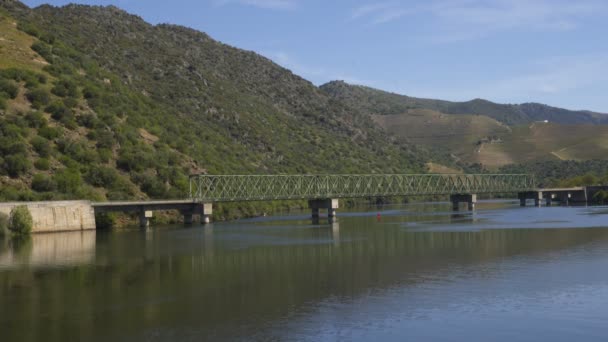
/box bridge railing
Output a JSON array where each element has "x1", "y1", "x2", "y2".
[{"x1": 189, "y1": 174, "x2": 535, "y2": 202}]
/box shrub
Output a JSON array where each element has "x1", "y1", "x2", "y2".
[
  {"x1": 32, "y1": 173, "x2": 56, "y2": 192},
  {"x1": 46, "y1": 101, "x2": 74, "y2": 123},
  {"x1": 34, "y1": 158, "x2": 51, "y2": 171},
  {"x1": 31, "y1": 42, "x2": 52, "y2": 61},
  {"x1": 96, "y1": 130, "x2": 114, "y2": 149},
  {"x1": 17, "y1": 22, "x2": 40, "y2": 37},
  {"x1": 0, "y1": 79, "x2": 19, "y2": 99},
  {"x1": 25, "y1": 111, "x2": 47, "y2": 128},
  {"x1": 4, "y1": 154, "x2": 31, "y2": 178},
  {"x1": 95, "y1": 212, "x2": 116, "y2": 229},
  {"x1": 53, "y1": 168, "x2": 82, "y2": 194},
  {"x1": 63, "y1": 97, "x2": 79, "y2": 109},
  {"x1": 5, "y1": 141, "x2": 27, "y2": 155},
  {"x1": 85, "y1": 167, "x2": 118, "y2": 188},
  {"x1": 51, "y1": 78, "x2": 79, "y2": 98},
  {"x1": 9, "y1": 206, "x2": 33, "y2": 235},
  {"x1": 0, "y1": 212, "x2": 9, "y2": 237},
  {"x1": 38, "y1": 126, "x2": 61, "y2": 140},
  {"x1": 97, "y1": 148, "x2": 112, "y2": 163},
  {"x1": 31, "y1": 136, "x2": 52, "y2": 157},
  {"x1": 26, "y1": 88, "x2": 51, "y2": 109},
  {"x1": 78, "y1": 113, "x2": 100, "y2": 128}
]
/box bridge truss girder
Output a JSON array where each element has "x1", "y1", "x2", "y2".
[{"x1": 189, "y1": 174, "x2": 535, "y2": 202}]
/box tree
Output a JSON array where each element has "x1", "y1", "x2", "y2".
[{"x1": 9, "y1": 206, "x2": 33, "y2": 235}]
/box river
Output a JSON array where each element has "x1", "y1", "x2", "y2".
[{"x1": 2, "y1": 201, "x2": 608, "y2": 341}]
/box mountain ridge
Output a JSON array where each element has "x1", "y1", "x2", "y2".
[{"x1": 320, "y1": 80, "x2": 608, "y2": 126}]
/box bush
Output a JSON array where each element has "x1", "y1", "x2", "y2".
[
  {"x1": 97, "y1": 148, "x2": 112, "y2": 163},
  {"x1": 26, "y1": 88, "x2": 51, "y2": 109},
  {"x1": 9, "y1": 206, "x2": 33, "y2": 235},
  {"x1": 38, "y1": 126, "x2": 61, "y2": 140},
  {"x1": 32, "y1": 173, "x2": 56, "y2": 192},
  {"x1": 46, "y1": 101, "x2": 74, "y2": 123},
  {"x1": 95, "y1": 212, "x2": 116, "y2": 229},
  {"x1": 25, "y1": 111, "x2": 47, "y2": 128},
  {"x1": 31, "y1": 136, "x2": 52, "y2": 157},
  {"x1": 5, "y1": 141, "x2": 27, "y2": 155},
  {"x1": 0, "y1": 212, "x2": 9, "y2": 237},
  {"x1": 53, "y1": 168, "x2": 82, "y2": 194},
  {"x1": 52, "y1": 78, "x2": 79, "y2": 98},
  {"x1": 34, "y1": 158, "x2": 51, "y2": 171},
  {"x1": 31, "y1": 42, "x2": 52, "y2": 60},
  {"x1": 86, "y1": 167, "x2": 118, "y2": 187},
  {"x1": 63, "y1": 97, "x2": 79, "y2": 109},
  {"x1": 0, "y1": 79, "x2": 19, "y2": 99},
  {"x1": 4, "y1": 154, "x2": 31, "y2": 178}
]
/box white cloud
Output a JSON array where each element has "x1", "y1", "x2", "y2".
[
  {"x1": 350, "y1": 2, "x2": 413, "y2": 24},
  {"x1": 215, "y1": 0, "x2": 297, "y2": 10},
  {"x1": 351, "y1": 0, "x2": 606, "y2": 39}
]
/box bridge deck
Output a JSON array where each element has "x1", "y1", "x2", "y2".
[
  {"x1": 92, "y1": 200, "x2": 199, "y2": 213},
  {"x1": 535, "y1": 187, "x2": 585, "y2": 192}
]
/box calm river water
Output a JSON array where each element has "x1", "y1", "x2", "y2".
[{"x1": 2, "y1": 201, "x2": 608, "y2": 341}]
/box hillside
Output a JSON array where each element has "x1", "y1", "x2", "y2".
[
  {"x1": 0, "y1": 0, "x2": 428, "y2": 209},
  {"x1": 322, "y1": 81, "x2": 608, "y2": 168},
  {"x1": 372, "y1": 108, "x2": 511, "y2": 165},
  {"x1": 321, "y1": 81, "x2": 608, "y2": 126}
]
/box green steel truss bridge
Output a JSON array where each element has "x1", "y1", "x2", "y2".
[{"x1": 189, "y1": 174, "x2": 535, "y2": 202}]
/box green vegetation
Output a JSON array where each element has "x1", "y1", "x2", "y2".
[
  {"x1": 0, "y1": 212, "x2": 8, "y2": 236},
  {"x1": 0, "y1": 3, "x2": 430, "y2": 221},
  {"x1": 500, "y1": 160, "x2": 608, "y2": 188},
  {"x1": 9, "y1": 205, "x2": 33, "y2": 235}
]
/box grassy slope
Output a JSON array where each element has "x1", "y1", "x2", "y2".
[
  {"x1": 372, "y1": 108, "x2": 511, "y2": 164},
  {"x1": 482, "y1": 123, "x2": 608, "y2": 167}
]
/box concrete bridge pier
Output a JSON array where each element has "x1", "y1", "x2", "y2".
[
  {"x1": 518, "y1": 191, "x2": 543, "y2": 207},
  {"x1": 309, "y1": 199, "x2": 339, "y2": 220},
  {"x1": 450, "y1": 194, "x2": 477, "y2": 211},
  {"x1": 182, "y1": 203, "x2": 213, "y2": 225},
  {"x1": 139, "y1": 210, "x2": 153, "y2": 229}
]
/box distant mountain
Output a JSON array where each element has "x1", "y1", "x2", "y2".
[
  {"x1": 320, "y1": 81, "x2": 608, "y2": 126},
  {"x1": 321, "y1": 81, "x2": 608, "y2": 169}
]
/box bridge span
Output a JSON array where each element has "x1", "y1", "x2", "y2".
[{"x1": 87, "y1": 174, "x2": 604, "y2": 228}]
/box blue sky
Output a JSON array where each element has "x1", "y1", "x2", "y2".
[{"x1": 21, "y1": 0, "x2": 608, "y2": 112}]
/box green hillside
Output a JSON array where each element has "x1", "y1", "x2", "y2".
[{"x1": 0, "y1": 1, "x2": 428, "y2": 213}]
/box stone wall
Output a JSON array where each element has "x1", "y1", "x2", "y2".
[{"x1": 0, "y1": 201, "x2": 96, "y2": 233}]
